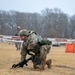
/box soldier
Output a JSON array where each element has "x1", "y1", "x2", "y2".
[
  {"x1": 18, "y1": 29, "x2": 52, "y2": 70},
  {"x1": 15, "y1": 26, "x2": 21, "y2": 50}
]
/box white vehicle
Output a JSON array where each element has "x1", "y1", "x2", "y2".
[{"x1": 52, "y1": 41, "x2": 61, "y2": 46}]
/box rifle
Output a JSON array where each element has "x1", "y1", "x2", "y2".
[{"x1": 11, "y1": 55, "x2": 41, "y2": 68}]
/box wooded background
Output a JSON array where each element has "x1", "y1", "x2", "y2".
[{"x1": 0, "y1": 8, "x2": 75, "y2": 38}]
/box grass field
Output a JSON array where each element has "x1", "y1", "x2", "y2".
[{"x1": 0, "y1": 42, "x2": 75, "y2": 75}]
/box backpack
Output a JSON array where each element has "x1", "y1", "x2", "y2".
[{"x1": 38, "y1": 39, "x2": 52, "y2": 46}]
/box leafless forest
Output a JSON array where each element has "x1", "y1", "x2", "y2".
[{"x1": 0, "y1": 8, "x2": 75, "y2": 38}]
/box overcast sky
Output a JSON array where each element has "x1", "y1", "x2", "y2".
[{"x1": 0, "y1": 0, "x2": 75, "y2": 16}]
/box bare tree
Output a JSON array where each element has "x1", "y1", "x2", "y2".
[{"x1": 69, "y1": 15, "x2": 75, "y2": 38}]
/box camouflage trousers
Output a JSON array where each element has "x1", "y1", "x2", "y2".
[
  {"x1": 15, "y1": 42, "x2": 21, "y2": 50},
  {"x1": 20, "y1": 44, "x2": 51, "y2": 70},
  {"x1": 33, "y1": 45, "x2": 51, "y2": 70}
]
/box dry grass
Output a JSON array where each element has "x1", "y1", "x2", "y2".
[{"x1": 0, "y1": 42, "x2": 75, "y2": 75}]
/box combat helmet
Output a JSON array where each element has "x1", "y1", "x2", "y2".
[
  {"x1": 19, "y1": 29, "x2": 29, "y2": 36},
  {"x1": 17, "y1": 26, "x2": 21, "y2": 29}
]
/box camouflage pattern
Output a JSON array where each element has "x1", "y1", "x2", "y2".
[
  {"x1": 45, "y1": 59, "x2": 52, "y2": 68},
  {"x1": 19, "y1": 29, "x2": 29, "y2": 36},
  {"x1": 20, "y1": 30, "x2": 51, "y2": 70},
  {"x1": 15, "y1": 26, "x2": 21, "y2": 50}
]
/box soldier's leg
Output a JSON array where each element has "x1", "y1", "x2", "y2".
[
  {"x1": 45, "y1": 45, "x2": 52, "y2": 68},
  {"x1": 33, "y1": 62, "x2": 38, "y2": 69},
  {"x1": 35, "y1": 46, "x2": 47, "y2": 70},
  {"x1": 20, "y1": 44, "x2": 27, "y2": 61},
  {"x1": 45, "y1": 59, "x2": 52, "y2": 68},
  {"x1": 32, "y1": 55, "x2": 42, "y2": 69},
  {"x1": 15, "y1": 42, "x2": 18, "y2": 50},
  {"x1": 33, "y1": 61, "x2": 45, "y2": 70},
  {"x1": 18, "y1": 42, "x2": 21, "y2": 50}
]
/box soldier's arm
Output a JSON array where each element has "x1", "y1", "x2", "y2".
[{"x1": 20, "y1": 42, "x2": 27, "y2": 61}]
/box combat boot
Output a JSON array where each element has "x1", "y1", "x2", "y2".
[
  {"x1": 46, "y1": 59, "x2": 52, "y2": 68},
  {"x1": 33, "y1": 64, "x2": 38, "y2": 69}
]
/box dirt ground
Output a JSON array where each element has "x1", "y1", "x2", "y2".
[{"x1": 0, "y1": 42, "x2": 75, "y2": 75}]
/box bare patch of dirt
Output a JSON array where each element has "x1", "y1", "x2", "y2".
[{"x1": 0, "y1": 42, "x2": 75, "y2": 75}]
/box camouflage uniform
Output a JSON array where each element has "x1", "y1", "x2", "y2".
[
  {"x1": 19, "y1": 29, "x2": 52, "y2": 70},
  {"x1": 15, "y1": 26, "x2": 21, "y2": 50}
]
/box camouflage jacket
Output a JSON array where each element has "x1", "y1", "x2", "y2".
[{"x1": 20, "y1": 31, "x2": 42, "y2": 59}]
